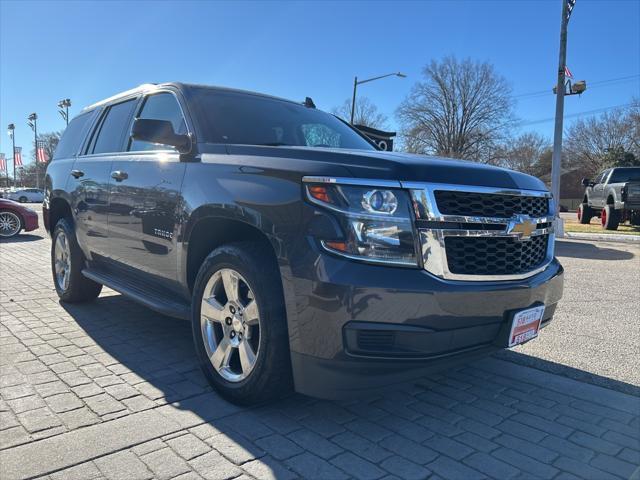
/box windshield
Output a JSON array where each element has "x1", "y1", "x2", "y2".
[
  {"x1": 188, "y1": 88, "x2": 375, "y2": 150},
  {"x1": 609, "y1": 168, "x2": 640, "y2": 183}
]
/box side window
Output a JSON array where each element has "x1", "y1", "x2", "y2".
[
  {"x1": 53, "y1": 111, "x2": 94, "y2": 160},
  {"x1": 91, "y1": 99, "x2": 137, "y2": 154},
  {"x1": 129, "y1": 93, "x2": 187, "y2": 152}
]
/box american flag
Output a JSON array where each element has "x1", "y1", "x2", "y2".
[
  {"x1": 36, "y1": 141, "x2": 50, "y2": 163},
  {"x1": 564, "y1": 66, "x2": 573, "y2": 78},
  {"x1": 0, "y1": 153, "x2": 6, "y2": 172},
  {"x1": 14, "y1": 147, "x2": 23, "y2": 167}
]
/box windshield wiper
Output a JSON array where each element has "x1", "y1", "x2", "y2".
[{"x1": 255, "y1": 142, "x2": 294, "y2": 147}]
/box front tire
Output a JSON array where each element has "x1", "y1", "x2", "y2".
[
  {"x1": 601, "y1": 205, "x2": 620, "y2": 231},
  {"x1": 191, "y1": 242, "x2": 292, "y2": 405},
  {"x1": 51, "y1": 218, "x2": 103, "y2": 302},
  {"x1": 0, "y1": 211, "x2": 22, "y2": 238},
  {"x1": 577, "y1": 203, "x2": 592, "y2": 224},
  {"x1": 18, "y1": 196, "x2": 27, "y2": 203}
]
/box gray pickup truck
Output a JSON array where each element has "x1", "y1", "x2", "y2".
[
  {"x1": 44, "y1": 83, "x2": 564, "y2": 404},
  {"x1": 578, "y1": 167, "x2": 640, "y2": 230}
]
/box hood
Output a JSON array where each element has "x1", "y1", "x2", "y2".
[{"x1": 218, "y1": 145, "x2": 548, "y2": 191}]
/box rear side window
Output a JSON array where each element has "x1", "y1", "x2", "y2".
[
  {"x1": 53, "y1": 112, "x2": 94, "y2": 160},
  {"x1": 129, "y1": 93, "x2": 187, "y2": 152},
  {"x1": 91, "y1": 99, "x2": 137, "y2": 154}
]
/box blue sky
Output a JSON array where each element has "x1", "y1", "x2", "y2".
[{"x1": 1, "y1": 0, "x2": 638, "y2": 175}]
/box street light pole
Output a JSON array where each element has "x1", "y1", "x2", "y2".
[
  {"x1": 28, "y1": 113, "x2": 38, "y2": 189},
  {"x1": 350, "y1": 77, "x2": 358, "y2": 124},
  {"x1": 350, "y1": 72, "x2": 406, "y2": 124},
  {"x1": 58, "y1": 98, "x2": 71, "y2": 126},
  {"x1": 7, "y1": 124, "x2": 15, "y2": 186},
  {"x1": 551, "y1": 0, "x2": 570, "y2": 236}
]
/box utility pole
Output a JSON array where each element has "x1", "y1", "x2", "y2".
[
  {"x1": 28, "y1": 113, "x2": 38, "y2": 189},
  {"x1": 551, "y1": 0, "x2": 574, "y2": 236},
  {"x1": 7, "y1": 124, "x2": 15, "y2": 186}
]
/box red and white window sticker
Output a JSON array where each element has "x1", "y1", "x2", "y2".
[{"x1": 509, "y1": 305, "x2": 545, "y2": 347}]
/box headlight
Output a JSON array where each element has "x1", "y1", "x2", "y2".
[{"x1": 305, "y1": 182, "x2": 417, "y2": 266}]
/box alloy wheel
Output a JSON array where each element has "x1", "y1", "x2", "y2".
[
  {"x1": 0, "y1": 211, "x2": 21, "y2": 237},
  {"x1": 200, "y1": 268, "x2": 261, "y2": 382},
  {"x1": 54, "y1": 231, "x2": 71, "y2": 291}
]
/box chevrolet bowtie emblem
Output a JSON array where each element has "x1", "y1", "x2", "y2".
[{"x1": 506, "y1": 215, "x2": 537, "y2": 241}]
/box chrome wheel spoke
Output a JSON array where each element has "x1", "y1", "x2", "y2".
[
  {"x1": 210, "y1": 338, "x2": 233, "y2": 370},
  {"x1": 221, "y1": 269, "x2": 240, "y2": 303},
  {"x1": 201, "y1": 296, "x2": 225, "y2": 322},
  {"x1": 243, "y1": 300, "x2": 259, "y2": 326},
  {"x1": 238, "y1": 340, "x2": 256, "y2": 374}
]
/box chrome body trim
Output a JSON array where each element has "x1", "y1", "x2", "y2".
[{"x1": 302, "y1": 176, "x2": 402, "y2": 188}]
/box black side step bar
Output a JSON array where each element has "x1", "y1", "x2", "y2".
[{"x1": 82, "y1": 268, "x2": 191, "y2": 320}]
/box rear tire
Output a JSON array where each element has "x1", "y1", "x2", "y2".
[
  {"x1": 18, "y1": 196, "x2": 27, "y2": 203},
  {"x1": 191, "y1": 241, "x2": 292, "y2": 405},
  {"x1": 577, "y1": 203, "x2": 592, "y2": 224},
  {"x1": 51, "y1": 218, "x2": 103, "y2": 302},
  {"x1": 601, "y1": 205, "x2": 620, "y2": 231}
]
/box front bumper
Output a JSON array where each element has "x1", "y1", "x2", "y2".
[{"x1": 287, "y1": 251, "x2": 563, "y2": 399}]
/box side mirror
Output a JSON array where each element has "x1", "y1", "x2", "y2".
[
  {"x1": 581, "y1": 178, "x2": 591, "y2": 187},
  {"x1": 131, "y1": 118, "x2": 191, "y2": 154}
]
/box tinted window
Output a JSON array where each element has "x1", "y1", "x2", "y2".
[
  {"x1": 129, "y1": 93, "x2": 187, "y2": 152},
  {"x1": 189, "y1": 89, "x2": 374, "y2": 150},
  {"x1": 53, "y1": 112, "x2": 94, "y2": 159},
  {"x1": 609, "y1": 168, "x2": 640, "y2": 183},
  {"x1": 92, "y1": 99, "x2": 137, "y2": 154}
]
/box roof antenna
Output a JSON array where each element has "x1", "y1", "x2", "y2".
[{"x1": 304, "y1": 97, "x2": 316, "y2": 108}]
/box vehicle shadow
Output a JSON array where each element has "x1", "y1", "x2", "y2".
[
  {"x1": 0, "y1": 234, "x2": 44, "y2": 243},
  {"x1": 493, "y1": 349, "x2": 640, "y2": 397},
  {"x1": 59, "y1": 291, "x2": 640, "y2": 479},
  {"x1": 555, "y1": 239, "x2": 635, "y2": 261}
]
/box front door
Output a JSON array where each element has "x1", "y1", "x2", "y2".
[{"x1": 107, "y1": 91, "x2": 189, "y2": 288}]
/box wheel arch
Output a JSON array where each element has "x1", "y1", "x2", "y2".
[
  {"x1": 183, "y1": 213, "x2": 282, "y2": 295},
  {"x1": 47, "y1": 196, "x2": 74, "y2": 236}
]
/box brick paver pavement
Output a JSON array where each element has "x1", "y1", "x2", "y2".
[{"x1": 1, "y1": 214, "x2": 639, "y2": 479}]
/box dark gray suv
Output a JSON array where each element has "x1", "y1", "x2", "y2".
[{"x1": 44, "y1": 83, "x2": 564, "y2": 404}]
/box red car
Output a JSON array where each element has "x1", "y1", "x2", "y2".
[{"x1": 0, "y1": 198, "x2": 39, "y2": 238}]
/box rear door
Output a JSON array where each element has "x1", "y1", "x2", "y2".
[
  {"x1": 70, "y1": 98, "x2": 139, "y2": 260},
  {"x1": 106, "y1": 91, "x2": 189, "y2": 288}
]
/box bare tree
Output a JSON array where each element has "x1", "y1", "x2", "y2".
[
  {"x1": 564, "y1": 104, "x2": 638, "y2": 176},
  {"x1": 332, "y1": 97, "x2": 388, "y2": 129},
  {"x1": 396, "y1": 56, "x2": 516, "y2": 163},
  {"x1": 497, "y1": 132, "x2": 550, "y2": 176}
]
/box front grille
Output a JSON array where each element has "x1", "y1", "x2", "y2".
[
  {"x1": 435, "y1": 191, "x2": 549, "y2": 218},
  {"x1": 444, "y1": 234, "x2": 549, "y2": 276}
]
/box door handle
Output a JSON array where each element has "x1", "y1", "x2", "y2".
[
  {"x1": 70, "y1": 169, "x2": 84, "y2": 178},
  {"x1": 111, "y1": 170, "x2": 128, "y2": 182}
]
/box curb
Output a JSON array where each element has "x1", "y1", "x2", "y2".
[{"x1": 564, "y1": 232, "x2": 640, "y2": 244}]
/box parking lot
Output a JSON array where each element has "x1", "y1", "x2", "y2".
[{"x1": 1, "y1": 204, "x2": 639, "y2": 480}]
